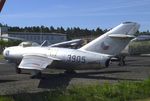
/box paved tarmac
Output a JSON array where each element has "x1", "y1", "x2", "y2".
[{"x1": 0, "y1": 56, "x2": 150, "y2": 95}]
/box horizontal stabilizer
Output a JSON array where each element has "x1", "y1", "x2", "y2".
[
  {"x1": 109, "y1": 34, "x2": 135, "y2": 39},
  {"x1": 0, "y1": 36, "x2": 25, "y2": 41}
]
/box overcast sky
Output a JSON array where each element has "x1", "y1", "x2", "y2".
[{"x1": 1, "y1": 0, "x2": 150, "y2": 31}]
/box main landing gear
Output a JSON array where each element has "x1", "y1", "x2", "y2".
[
  {"x1": 110, "y1": 55, "x2": 126, "y2": 66},
  {"x1": 30, "y1": 70, "x2": 42, "y2": 79},
  {"x1": 118, "y1": 56, "x2": 126, "y2": 66}
]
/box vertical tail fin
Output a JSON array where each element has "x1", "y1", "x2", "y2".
[{"x1": 79, "y1": 22, "x2": 140, "y2": 55}]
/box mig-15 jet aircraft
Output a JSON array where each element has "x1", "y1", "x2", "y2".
[{"x1": 2, "y1": 22, "x2": 140, "y2": 78}]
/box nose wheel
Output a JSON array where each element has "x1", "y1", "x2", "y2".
[{"x1": 15, "y1": 63, "x2": 22, "y2": 74}]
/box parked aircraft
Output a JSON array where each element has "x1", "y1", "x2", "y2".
[
  {"x1": 50, "y1": 39, "x2": 84, "y2": 48},
  {"x1": 2, "y1": 22, "x2": 140, "y2": 78}
]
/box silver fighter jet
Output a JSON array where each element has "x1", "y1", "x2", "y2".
[{"x1": 2, "y1": 22, "x2": 140, "y2": 77}]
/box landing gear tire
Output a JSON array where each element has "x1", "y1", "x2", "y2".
[
  {"x1": 30, "y1": 70, "x2": 42, "y2": 79},
  {"x1": 118, "y1": 56, "x2": 126, "y2": 66},
  {"x1": 15, "y1": 64, "x2": 21, "y2": 74}
]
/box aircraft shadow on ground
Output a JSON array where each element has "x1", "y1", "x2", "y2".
[
  {"x1": 0, "y1": 80, "x2": 18, "y2": 83},
  {"x1": 127, "y1": 64, "x2": 150, "y2": 67},
  {"x1": 38, "y1": 70, "x2": 140, "y2": 89}
]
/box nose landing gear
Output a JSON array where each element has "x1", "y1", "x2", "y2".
[{"x1": 15, "y1": 63, "x2": 22, "y2": 74}]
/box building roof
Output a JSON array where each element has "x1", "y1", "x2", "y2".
[{"x1": 136, "y1": 34, "x2": 150, "y2": 41}]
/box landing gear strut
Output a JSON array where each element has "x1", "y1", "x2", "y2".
[
  {"x1": 15, "y1": 63, "x2": 22, "y2": 74},
  {"x1": 30, "y1": 70, "x2": 42, "y2": 79},
  {"x1": 118, "y1": 56, "x2": 126, "y2": 66},
  {"x1": 111, "y1": 55, "x2": 126, "y2": 66}
]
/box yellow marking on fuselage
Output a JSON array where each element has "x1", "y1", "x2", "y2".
[{"x1": 49, "y1": 48, "x2": 58, "y2": 57}]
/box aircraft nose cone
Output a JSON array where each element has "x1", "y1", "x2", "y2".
[{"x1": 3, "y1": 48, "x2": 10, "y2": 58}]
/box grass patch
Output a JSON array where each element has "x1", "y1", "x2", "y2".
[
  {"x1": 136, "y1": 98, "x2": 150, "y2": 101},
  {"x1": 1, "y1": 79, "x2": 150, "y2": 101},
  {"x1": 0, "y1": 96, "x2": 14, "y2": 101},
  {"x1": 0, "y1": 54, "x2": 4, "y2": 60},
  {"x1": 129, "y1": 41, "x2": 150, "y2": 55}
]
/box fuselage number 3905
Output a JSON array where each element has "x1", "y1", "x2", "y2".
[{"x1": 67, "y1": 55, "x2": 86, "y2": 63}]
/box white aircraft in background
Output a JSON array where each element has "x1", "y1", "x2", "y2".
[
  {"x1": 2, "y1": 22, "x2": 140, "y2": 78},
  {"x1": 0, "y1": 36, "x2": 84, "y2": 47},
  {"x1": 50, "y1": 39, "x2": 84, "y2": 48}
]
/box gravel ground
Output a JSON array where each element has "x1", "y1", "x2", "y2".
[{"x1": 0, "y1": 56, "x2": 150, "y2": 95}]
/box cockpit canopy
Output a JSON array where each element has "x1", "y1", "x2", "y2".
[{"x1": 18, "y1": 41, "x2": 39, "y2": 47}]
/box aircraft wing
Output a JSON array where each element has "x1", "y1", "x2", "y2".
[
  {"x1": 50, "y1": 39, "x2": 84, "y2": 48},
  {"x1": 0, "y1": 36, "x2": 26, "y2": 41},
  {"x1": 18, "y1": 54, "x2": 59, "y2": 70}
]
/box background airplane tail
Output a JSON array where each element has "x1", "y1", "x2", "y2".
[{"x1": 79, "y1": 22, "x2": 140, "y2": 55}]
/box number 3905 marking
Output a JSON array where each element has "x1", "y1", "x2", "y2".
[{"x1": 67, "y1": 55, "x2": 86, "y2": 63}]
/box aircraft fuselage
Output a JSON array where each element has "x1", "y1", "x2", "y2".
[{"x1": 3, "y1": 46, "x2": 110, "y2": 69}]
